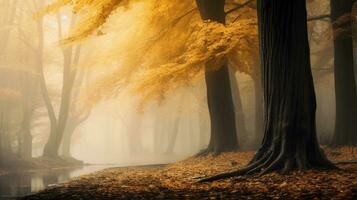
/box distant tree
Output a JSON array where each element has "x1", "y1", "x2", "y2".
[
  {"x1": 195, "y1": 0, "x2": 238, "y2": 154},
  {"x1": 60, "y1": 62, "x2": 91, "y2": 159},
  {"x1": 33, "y1": 7, "x2": 87, "y2": 158},
  {"x1": 330, "y1": 0, "x2": 357, "y2": 146}
]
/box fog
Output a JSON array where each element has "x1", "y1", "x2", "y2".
[{"x1": 0, "y1": 0, "x2": 348, "y2": 167}]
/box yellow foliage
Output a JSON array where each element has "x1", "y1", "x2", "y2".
[
  {"x1": 42, "y1": 0, "x2": 258, "y2": 108},
  {"x1": 40, "y1": 0, "x2": 132, "y2": 43}
]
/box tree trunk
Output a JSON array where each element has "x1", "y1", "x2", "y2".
[
  {"x1": 127, "y1": 117, "x2": 143, "y2": 155},
  {"x1": 352, "y1": 2, "x2": 357, "y2": 94},
  {"x1": 44, "y1": 48, "x2": 75, "y2": 157},
  {"x1": 228, "y1": 68, "x2": 248, "y2": 147},
  {"x1": 44, "y1": 15, "x2": 79, "y2": 158},
  {"x1": 165, "y1": 118, "x2": 180, "y2": 154},
  {"x1": 248, "y1": 0, "x2": 335, "y2": 172},
  {"x1": 153, "y1": 109, "x2": 164, "y2": 153},
  {"x1": 331, "y1": 0, "x2": 357, "y2": 146},
  {"x1": 165, "y1": 93, "x2": 186, "y2": 154},
  {"x1": 36, "y1": 14, "x2": 59, "y2": 158},
  {"x1": 196, "y1": 0, "x2": 239, "y2": 154},
  {"x1": 61, "y1": 122, "x2": 76, "y2": 157},
  {"x1": 19, "y1": 109, "x2": 33, "y2": 158},
  {"x1": 200, "y1": 0, "x2": 335, "y2": 182}
]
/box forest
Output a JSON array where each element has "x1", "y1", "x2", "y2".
[{"x1": 0, "y1": 0, "x2": 356, "y2": 199}]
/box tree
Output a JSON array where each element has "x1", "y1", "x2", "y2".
[
  {"x1": 60, "y1": 65, "x2": 91, "y2": 158},
  {"x1": 330, "y1": 0, "x2": 357, "y2": 146},
  {"x1": 41, "y1": 11, "x2": 85, "y2": 158},
  {"x1": 195, "y1": 0, "x2": 238, "y2": 154},
  {"x1": 41, "y1": 0, "x2": 258, "y2": 154},
  {"x1": 228, "y1": 68, "x2": 248, "y2": 148},
  {"x1": 200, "y1": 0, "x2": 335, "y2": 182}
]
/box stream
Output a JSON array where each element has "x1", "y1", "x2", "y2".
[{"x1": 0, "y1": 164, "x2": 118, "y2": 199}]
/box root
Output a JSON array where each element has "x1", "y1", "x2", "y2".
[
  {"x1": 198, "y1": 151, "x2": 274, "y2": 183},
  {"x1": 195, "y1": 146, "x2": 239, "y2": 157},
  {"x1": 197, "y1": 151, "x2": 338, "y2": 183}
]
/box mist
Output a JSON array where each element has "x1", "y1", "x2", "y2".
[{"x1": 0, "y1": 0, "x2": 356, "y2": 199}]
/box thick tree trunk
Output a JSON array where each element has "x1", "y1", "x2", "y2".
[
  {"x1": 199, "y1": 0, "x2": 335, "y2": 182},
  {"x1": 196, "y1": 0, "x2": 239, "y2": 154},
  {"x1": 331, "y1": 0, "x2": 357, "y2": 146},
  {"x1": 353, "y1": 2, "x2": 357, "y2": 93},
  {"x1": 248, "y1": 0, "x2": 334, "y2": 172}
]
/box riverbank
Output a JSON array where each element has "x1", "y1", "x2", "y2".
[
  {"x1": 21, "y1": 147, "x2": 357, "y2": 200},
  {"x1": 0, "y1": 155, "x2": 84, "y2": 175}
]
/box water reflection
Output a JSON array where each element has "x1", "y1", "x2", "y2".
[{"x1": 0, "y1": 165, "x2": 116, "y2": 199}]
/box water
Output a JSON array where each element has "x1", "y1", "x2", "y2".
[{"x1": 0, "y1": 165, "x2": 117, "y2": 199}]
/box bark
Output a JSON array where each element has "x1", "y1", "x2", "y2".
[
  {"x1": 331, "y1": 0, "x2": 357, "y2": 146},
  {"x1": 352, "y1": 2, "x2": 357, "y2": 93},
  {"x1": 196, "y1": 0, "x2": 239, "y2": 154},
  {"x1": 252, "y1": 75, "x2": 264, "y2": 149},
  {"x1": 199, "y1": 0, "x2": 335, "y2": 182}
]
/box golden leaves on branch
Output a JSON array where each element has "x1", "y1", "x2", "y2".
[
  {"x1": 133, "y1": 19, "x2": 257, "y2": 105},
  {"x1": 39, "y1": 0, "x2": 132, "y2": 43},
  {"x1": 40, "y1": 0, "x2": 259, "y2": 108}
]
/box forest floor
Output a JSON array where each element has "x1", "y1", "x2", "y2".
[{"x1": 21, "y1": 147, "x2": 357, "y2": 200}]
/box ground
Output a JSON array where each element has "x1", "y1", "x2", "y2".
[{"x1": 21, "y1": 147, "x2": 357, "y2": 200}]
